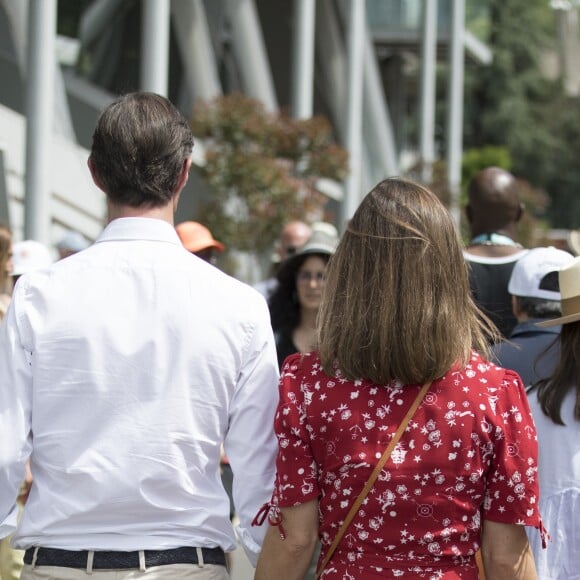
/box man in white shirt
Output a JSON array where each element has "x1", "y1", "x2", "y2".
[{"x1": 0, "y1": 92, "x2": 279, "y2": 579}]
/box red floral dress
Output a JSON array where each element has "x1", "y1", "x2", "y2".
[{"x1": 256, "y1": 351, "x2": 545, "y2": 579}]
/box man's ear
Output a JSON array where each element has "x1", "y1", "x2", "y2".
[
  {"x1": 465, "y1": 204, "x2": 473, "y2": 224},
  {"x1": 511, "y1": 295, "x2": 522, "y2": 319},
  {"x1": 515, "y1": 202, "x2": 524, "y2": 223},
  {"x1": 174, "y1": 158, "x2": 192, "y2": 195},
  {"x1": 87, "y1": 157, "x2": 106, "y2": 193}
]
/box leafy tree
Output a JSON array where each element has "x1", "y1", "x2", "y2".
[
  {"x1": 464, "y1": 0, "x2": 555, "y2": 152},
  {"x1": 461, "y1": 146, "x2": 512, "y2": 190},
  {"x1": 461, "y1": 0, "x2": 580, "y2": 227},
  {"x1": 190, "y1": 93, "x2": 348, "y2": 253},
  {"x1": 533, "y1": 95, "x2": 580, "y2": 227}
]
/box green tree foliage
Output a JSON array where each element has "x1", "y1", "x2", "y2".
[
  {"x1": 533, "y1": 96, "x2": 580, "y2": 227},
  {"x1": 464, "y1": 0, "x2": 555, "y2": 151},
  {"x1": 462, "y1": 146, "x2": 512, "y2": 190},
  {"x1": 462, "y1": 0, "x2": 580, "y2": 228},
  {"x1": 191, "y1": 93, "x2": 348, "y2": 253},
  {"x1": 57, "y1": 0, "x2": 94, "y2": 38}
]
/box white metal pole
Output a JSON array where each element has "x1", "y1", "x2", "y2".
[
  {"x1": 447, "y1": 0, "x2": 465, "y2": 226},
  {"x1": 316, "y1": 0, "x2": 347, "y2": 137},
  {"x1": 141, "y1": 0, "x2": 170, "y2": 96},
  {"x1": 228, "y1": 0, "x2": 278, "y2": 112},
  {"x1": 420, "y1": 0, "x2": 438, "y2": 184},
  {"x1": 291, "y1": 0, "x2": 316, "y2": 119},
  {"x1": 25, "y1": 0, "x2": 56, "y2": 243},
  {"x1": 318, "y1": 0, "x2": 398, "y2": 183},
  {"x1": 363, "y1": 32, "x2": 399, "y2": 179},
  {"x1": 340, "y1": 0, "x2": 366, "y2": 226},
  {"x1": 171, "y1": 0, "x2": 222, "y2": 102}
]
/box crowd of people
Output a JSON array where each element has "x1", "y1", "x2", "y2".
[{"x1": 0, "y1": 91, "x2": 578, "y2": 580}]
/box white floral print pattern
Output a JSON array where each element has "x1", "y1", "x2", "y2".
[{"x1": 262, "y1": 351, "x2": 543, "y2": 579}]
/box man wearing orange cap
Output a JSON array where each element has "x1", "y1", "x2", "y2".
[{"x1": 175, "y1": 221, "x2": 225, "y2": 264}]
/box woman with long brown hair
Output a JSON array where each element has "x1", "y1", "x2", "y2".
[
  {"x1": 527, "y1": 258, "x2": 580, "y2": 579},
  {"x1": 254, "y1": 178, "x2": 543, "y2": 579}
]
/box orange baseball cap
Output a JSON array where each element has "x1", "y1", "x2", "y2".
[{"x1": 175, "y1": 221, "x2": 225, "y2": 253}]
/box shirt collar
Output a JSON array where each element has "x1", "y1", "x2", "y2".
[
  {"x1": 95, "y1": 217, "x2": 182, "y2": 246},
  {"x1": 512, "y1": 319, "x2": 561, "y2": 337}
]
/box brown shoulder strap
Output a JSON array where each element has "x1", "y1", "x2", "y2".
[{"x1": 315, "y1": 381, "x2": 432, "y2": 579}]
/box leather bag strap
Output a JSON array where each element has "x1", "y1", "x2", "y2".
[{"x1": 314, "y1": 381, "x2": 432, "y2": 579}]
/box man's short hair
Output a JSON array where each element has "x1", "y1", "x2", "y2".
[
  {"x1": 514, "y1": 295, "x2": 562, "y2": 319},
  {"x1": 90, "y1": 92, "x2": 194, "y2": 208}
]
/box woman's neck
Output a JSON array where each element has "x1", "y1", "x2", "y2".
[
  {"x1": 292, "y1": 308, "x2": 319, "y2": 354},
  {"x1": 298, "y1": 307, "x2": 318, "y2": 329}
]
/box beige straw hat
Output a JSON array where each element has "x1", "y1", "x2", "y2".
[
  {"x1": 537, "y1": 256, "x2": 580, "y2": 327},
  {"x1": 568, "y1": 230, "x2": 580, "y2": 256}
]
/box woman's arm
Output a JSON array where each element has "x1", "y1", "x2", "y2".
[
  {"x1": 255, "y1": 500, "x2": 319, "y2": 580},
  {"x1": 481, "y1": 520, "x2": 537, "y2": 579}
]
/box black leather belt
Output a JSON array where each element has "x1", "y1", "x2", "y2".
[{"x1": 24, "y1": 546, "x2": 226, "y2": 569}]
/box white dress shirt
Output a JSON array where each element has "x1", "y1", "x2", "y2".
[{"x1": 0, "y1": 217, "x2": 279, "y2": 566}]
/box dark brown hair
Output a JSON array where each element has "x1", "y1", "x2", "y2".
[
  {"x1": 531, "y1": 322, "x2": 580, "y2": 425},
  {"x1": 269, "y1": 252, "x2": 331, "y2": 333},
  {"x1": 318, "y1": 178, "x2": 496, "y2": 385},
  {"x1": 90, "y1": 92, "x2": 194, "y2": 208}
]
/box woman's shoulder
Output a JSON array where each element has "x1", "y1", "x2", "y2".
[
  {"x1": 435, "y1": 351, "x2": 529, "y2": 419},
  {"x1": 445, "y1": 351, "x2": 523, "y2": 385},
  {"x1": 280, "y1": 350, "x2": 322, "y2": 374},
  {"x1": 434, "y1": 351, "x2": 527, "y2": 409}
]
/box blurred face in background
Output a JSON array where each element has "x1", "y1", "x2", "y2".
[
  {"x1": 296, "y1": 255, "x2": 328, "y2": 312},
  {"x1": 278, "y1": 221, "x2": 312, "y2": 262}
]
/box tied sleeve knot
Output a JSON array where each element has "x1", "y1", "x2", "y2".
[
  {"x1": 251, "y1": 502, "x2": 286, "y2": 540},
  {"x1": 537, "y1": 518, "x2": 550, "y2": 549}
]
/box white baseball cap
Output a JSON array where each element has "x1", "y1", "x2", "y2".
[
  {"x1": 538, "y1": 256, "x2": 580, "y2": 326},
  {"x1": 12, "y1": 240, "x2": 53, "y2": 276},
  {"x1": 508, "y1": 246, "x2": 574, "y2": 301}
]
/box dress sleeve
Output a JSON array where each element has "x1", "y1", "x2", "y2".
[
  {"x1": 482, "y1": 368, "x2": 547, "y2": 543},
  {"x1": 272, "y1": 353, "x2": 319, "y2": 508}
]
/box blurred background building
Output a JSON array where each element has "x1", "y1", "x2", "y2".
[{"x1": 0, "y1": 0, "x2": 577, "y2": 250}]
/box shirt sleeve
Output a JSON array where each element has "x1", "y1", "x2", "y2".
[
  {"x1": 272, "y1": 353, "x2": 319, "y2": 508},
  {"x1": 482, "y1": 368, "x2": 543, "y2": 530},
  {"x1": 224, "y1": 299, "x2": 280, "y2": 566},
  {"x1": 0, "y1": 284, "x2": 33, "y2": 539}
]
